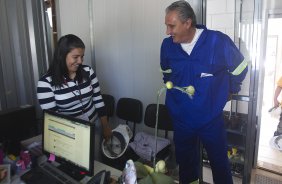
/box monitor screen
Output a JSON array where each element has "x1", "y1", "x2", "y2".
[{"x1": 42, "y1": 110, "x2": 94, "y2": 179}]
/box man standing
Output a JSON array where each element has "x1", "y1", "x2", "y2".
[{"x1": 160, "y1": 1, "x2": 248, "y2": 183}]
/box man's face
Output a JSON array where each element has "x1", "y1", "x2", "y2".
[{"x1": 165, "y1": 11, "x2": 191, "y2": 43}]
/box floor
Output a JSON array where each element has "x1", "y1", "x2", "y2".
[
  {"x1": 202, "y1": 166, "x2": 282, "y2": 184},
  {"x1": 257, "y1": 106, "x2": 282, "y2": 174}
]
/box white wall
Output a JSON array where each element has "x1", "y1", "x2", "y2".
[
  {"x1": 91, "y1": 0, "x2": 202, "y2": 104},
  {"x1": 267, "y1": 0, "x2": 282, "y2": 9},
  {"x1": 91, "y1": 0, "x2": 168, "y2": 103},
  {"x1": 206, "y1": 0, "x2": 235, "y2": 39},
  {"x1": 91, "y1": 0, "x2": 177, "y2": 132},
  {"x1": 56, "y1": 0, "x2": 93, "y2": 67}
]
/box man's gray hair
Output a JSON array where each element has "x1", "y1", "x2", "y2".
[{"x1": 166, "y1": 0, "x2": 197, "y2": 26}]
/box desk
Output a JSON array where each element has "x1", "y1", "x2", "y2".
[
  {"x1": 20, "y1": 135, "x2": 42, "y2": 148},
  {"x1": 93, "y1": 160, "x2": 121, "y2": 178},
  {"x1": 19, "y1": 135, "x2": 122, "y2": 183}
]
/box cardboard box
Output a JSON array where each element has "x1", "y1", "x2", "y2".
[{"x1": 0, "y1": 164, "x2": 10, "y2": 184}]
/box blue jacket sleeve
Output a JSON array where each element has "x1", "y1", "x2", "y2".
[
  {"x1": 160, "y1": 39, "x2": 170, "y2": 83},
  {"x1": 224, "y1": 36, "x2": 248, "y2": 93}
]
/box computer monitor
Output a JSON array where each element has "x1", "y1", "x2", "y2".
[{"x1": 42, "y1": 110, "x2": 95, "y2": 180}]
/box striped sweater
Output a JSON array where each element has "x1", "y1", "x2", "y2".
[{"x1": 37, "y1": 65, "x2": 106, "y2": 122}]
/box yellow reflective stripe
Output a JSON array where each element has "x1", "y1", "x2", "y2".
[
  {"x1": 231, "y1": 60, "x2": 248, "y2": 75},
  {"x1": 159, "y1": 68, "x2": 172, "y2": 73}
]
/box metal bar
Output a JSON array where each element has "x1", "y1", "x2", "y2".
[
  {"x1": 88, "y1": 0, "x2": 96, "y2": 69},
  {"x1": 231, "y1": 94, "x2": 250, "y2": 102}
]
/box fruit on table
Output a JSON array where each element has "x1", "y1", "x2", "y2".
[
  {"x1": 144, "y1": 164, "x2": 154, "y2": 174},
  {"x1": 155, "y1": 160, "x2": 166, "y2": 173}
]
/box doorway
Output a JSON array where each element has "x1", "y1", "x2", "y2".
[{"x1": 257, "y1": 17, "x2": 282, "y2": 174}]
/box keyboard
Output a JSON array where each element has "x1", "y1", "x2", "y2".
[{"x1": 38, "y1": 161, "x2": 81, "y2": 184}]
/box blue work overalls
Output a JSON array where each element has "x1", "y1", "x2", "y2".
[{"x1": 160, "y1": 25, "x2": 247, "y2": 184}]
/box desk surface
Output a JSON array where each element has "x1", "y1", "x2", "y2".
[
  {"x1": 20, "y1": 135, "x2": 41, "y2": 149},
  {"x1": 94, "y1": 160, "x2": 121, "y2": 179}
]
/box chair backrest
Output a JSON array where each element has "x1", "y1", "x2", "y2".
[
  {"x1": 144, "y1": 104, "x2": 173, "y2": 138},
  {"x1": 102, "y1": 94, "x2": 115, "y2": 117},
  {"x1": 116, "y1": 98, "x2": 143, "y2": 136}
]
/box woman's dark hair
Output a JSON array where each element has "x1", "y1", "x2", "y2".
[
  {"x1": 166, "y1": 0, "x2": 197, "y2": 27},
  {"x1": 48, "y1": 34, "x2": 87, "y2": 87}
]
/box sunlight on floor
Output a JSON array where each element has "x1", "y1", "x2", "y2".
[
  {"x1": 257, "y1": 107, "x2": 282, "y2": 173},
  {"x1": 257, "y1": 17, "x2": 282, "y2": 174}
]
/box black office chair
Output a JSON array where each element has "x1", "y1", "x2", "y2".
[
  {"x1": 116, "y1": 97, "x2": 143, "y2": 138},
  {"x1": 144, "y1": 104, "x2": 173, "y2": 138},
  {"x1": 143, "y1": 104, "x2": 173, "y2": 161}
]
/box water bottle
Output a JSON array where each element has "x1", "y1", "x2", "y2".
[{"x1": 20, "y1": 150, "x2": 31, "y2": 169}]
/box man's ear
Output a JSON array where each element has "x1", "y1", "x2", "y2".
[{"x1": 185, "y1": 18, "x2": 192, "y2": 29}]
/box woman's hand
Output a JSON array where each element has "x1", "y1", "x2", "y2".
[
  {"x1": 274, "y1": 86, "x2": 282, "y2": 108},
  {"x1": 274, "y1": 99, "x2": 280, "y2": 108},
  {"x1": 100, "y1": 116, "x2": 112, "y2": 141}
]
